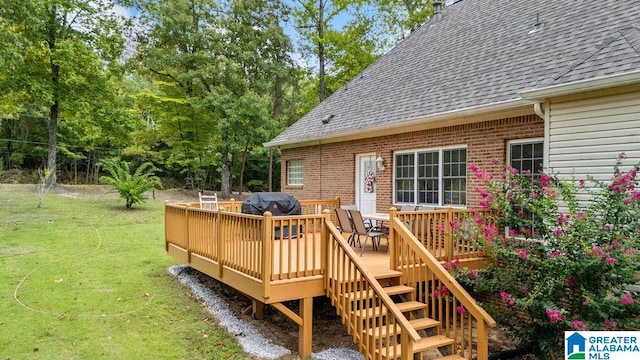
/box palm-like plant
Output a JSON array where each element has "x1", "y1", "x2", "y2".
[{"x1": 98, "y1": 158, "x2": 162, "y2": 209}]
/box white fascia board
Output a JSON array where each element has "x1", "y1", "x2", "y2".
[
  {"x1": 519, "y1": 70, "x2": 640, "y2": 101},
  {"x1": 264, "y1": 98, "x2": 531, "y2": 149}
]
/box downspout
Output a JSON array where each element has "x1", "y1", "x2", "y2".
[{"x1": 533, "y1": 102, "x2": 545, "y2": 119}]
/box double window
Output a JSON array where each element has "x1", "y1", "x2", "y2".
[
  {"x1": 507, "y1": 139, "x2": 544, "y2": 238},
  {"x1": 394, "y1": 147, "x2": 467, "y2": 206},
  {"x1": 287, "y1": 160, "x2": 303, "y2": 186}
]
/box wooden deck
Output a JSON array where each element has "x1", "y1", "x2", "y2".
[{"x1": 164, "y1": 201, "x2": 493, "y2": 359}]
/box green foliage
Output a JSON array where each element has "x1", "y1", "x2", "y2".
[
  {"x1": 0, "y1": 0, "x2": 128, "y2": 185},
  {"x1": 130, "y1": 0, "x2": 293, "y2": 196},
  {"x1": 453, "y1": 155, "x2": 640, "y2": 358},
  {"x1": 98, "y1": 158, "x2": 161, "y2": 208}
]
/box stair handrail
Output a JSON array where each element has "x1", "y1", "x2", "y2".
[
  {"x1": 324, "y1": 214, "x2": 421, "y2": 343},
  {"x1": 391, "y1": 216, "x2": 496, "y2": 327}
]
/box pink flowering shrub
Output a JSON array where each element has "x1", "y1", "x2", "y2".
[{"x1": 455, "y1": 154, "x2": 640, "y2": 358}]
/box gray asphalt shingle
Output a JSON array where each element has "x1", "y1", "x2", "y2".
[{"x1": 268, "y1": 0, "x2": 640, "y2": 147}]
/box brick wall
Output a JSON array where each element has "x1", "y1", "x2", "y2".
[{"x1": 281, "y1": 114, "x2": 543, "y2": 210}]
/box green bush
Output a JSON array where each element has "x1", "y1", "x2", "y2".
[{"x1": 99, "y1": 158, "x2": 161, "y2": 209}]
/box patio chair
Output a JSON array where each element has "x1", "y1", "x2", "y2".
[
  {"x1": 335, "y1": 208, "x2": 356, "y2": 246},
  {"x1": 199, "y1": 192, "x2": 219, "y2": 211},
  {"x1": 400, "y1": 205, "x2": 418, "y2": 211},
  {"x1": 349, "y1": 209, "x2": 385, "y2": 256}
]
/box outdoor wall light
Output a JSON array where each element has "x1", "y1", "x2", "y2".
[{"x1": 376, "y1": 155, "x2": 385, "y2": 171}]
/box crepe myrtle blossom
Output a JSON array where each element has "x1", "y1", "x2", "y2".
[{"x1": 546, "y1": 309, "x2": 566, "y2": 323}]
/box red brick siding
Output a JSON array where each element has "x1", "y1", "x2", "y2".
[{"x1": 281, "y1": 115, "x2": 543, "y2": 210}]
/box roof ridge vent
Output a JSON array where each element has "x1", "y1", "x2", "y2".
[{"x1": 433, "y1": 1, "x2": 443, "y2": 23}]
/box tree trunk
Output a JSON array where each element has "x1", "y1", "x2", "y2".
[
  {"x1": 46, "y1": 6, "x2": 60, "y2": 187},
  {"x1": 268, "y1": 147, "x2": 273, "y2": 192},
  {"x1": 238, "y1": 140, "x2": 249, "y2": 195},
  {"x1": 46, "y1": 99, "x2": 59, "y2": 186},
  {"x1": 318, "y1": 0, "x2": 326, "y2": 102},
  {"x1": 220, "y1": 134, "x2": 231, "y2": 200}
]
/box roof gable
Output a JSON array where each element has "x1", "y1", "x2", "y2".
[
  {"x1": 268, "y1": 0, "x2": 640, "y2": 147},
  {"x1": 552, "y1": 27, "x2": 640, "y2": 85}
]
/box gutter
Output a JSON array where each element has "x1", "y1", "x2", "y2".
[{"x1": 264, "y1": 98, "x2": 531, "y2": 148}]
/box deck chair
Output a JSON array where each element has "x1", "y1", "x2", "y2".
[
  {"x1": 400, "y1": 205, "x2": 418, "y2": 211},
  {"x1": 199, "y1": 192, "x2": 218, "y2": 210},
  {"x1": 335, "y1": 208, "x2": 356, "y2": 246},
  {"x1": 349, "y1": 209, "x2": 385, "y2": 256}
]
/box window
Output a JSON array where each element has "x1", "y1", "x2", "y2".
[
  {"x1": 394, "y1": 147, "x2": 467, "y2": 206},
  {"x1": 507, "y1": 139, "x2": 544, "y2": 237},
  {"x1": 509, "y1": 140, "x2": 544, "y2": 177},
  {"x1": 287, "y1": 160, "x2": 303, "y2": 186}
]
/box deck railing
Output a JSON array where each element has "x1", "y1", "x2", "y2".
[
  {"x1": 388, "y1": 211, "x2": 496, "y2": 359},
  {"x1": 325, "y1": 215, "x2": 422, "y2": 360},
  {"x1": 164, "y1": 200, "x2": 335, "y2": 301},
  {"x1": 396, "y1": 207, "x2": 487, "y2": 262}
]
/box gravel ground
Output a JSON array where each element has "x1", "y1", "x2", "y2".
[{"x1": 168, "y1": 265, "x2": 364, "y2": 360}]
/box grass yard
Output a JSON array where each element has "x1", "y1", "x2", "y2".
[{"x1": 0, "y1": 185, "x2": 247, "y2": 360}]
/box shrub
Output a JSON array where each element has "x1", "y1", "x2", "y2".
[
  {"x1": 99, "y1": 158, "x2": 161, "y2": 209},
  {"x1": 454, "y1": 154, "x2": 640, "y2": 358}
]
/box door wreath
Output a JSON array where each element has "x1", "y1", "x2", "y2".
[{"x1": 364, "y1": 170, "x2": 375, "y2": 193}]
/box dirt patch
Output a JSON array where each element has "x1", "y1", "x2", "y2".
[{"x1": 184, "y1": 268, "x2": 535, "y2": 359}]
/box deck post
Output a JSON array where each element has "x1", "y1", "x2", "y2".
[
  {"x1": 164, "y1": 201, "x2": 169, "y2": 252},
  {"x1": 389, "y1": 207, "x2": 398, "y2": 270},
  {"x1": 444, "y1": 206, "x2": 454, "y2": 262},
  {"x1": 322, "y1": 209, "x2": 331, "y2": 290},
  {"x1": 298, "y1": 297, "x2": 313, "y2": 357},
  {"x1": 217, "y1": 211, "x2": 224, "y2": 278},
  {"x1": 263, "y1": 211, "x2": 273, "y2": 300},
  {"x1": 185, "y1": 204, "x2": 191, "y2": 264},
  {"x1": 477, "y1": 320, "x2": 488, "y2": 360},
  {"x1": 252, "y1": 300, "x2": 264, "y2": 320}
]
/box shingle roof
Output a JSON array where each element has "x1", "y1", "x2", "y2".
[
  {"x1": 267, "y1": 0, "x2": 640, "y2": 147},
  {"x1": 553, "y1": 27, "x2": 640, "y2": 85}
]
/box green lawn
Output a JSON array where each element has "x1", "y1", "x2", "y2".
[{"x1": 0, "y1": 185, "x2": 247, "y2": 360}]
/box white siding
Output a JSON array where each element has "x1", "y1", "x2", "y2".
[{"x1": 548, "y1": 91, "x2": 640, "y2": 184}]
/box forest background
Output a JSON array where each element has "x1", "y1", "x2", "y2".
[{"x1": 0, "y1": 0, "x2": 444, "y2": 198}]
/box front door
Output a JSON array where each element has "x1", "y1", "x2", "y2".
[{"x1": 356, "y1": 154, "x2": 377, "y2": 213}]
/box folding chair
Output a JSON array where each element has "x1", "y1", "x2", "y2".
[
  {"x1": 349, "y1": 209, "x2": 385, "y2": 256},
  {"x1": 199, "y1": 192, "x2": 218, "y2": 210},
  {"x1": 335, "y1": 208, "x2": 356, "y2": 246}
]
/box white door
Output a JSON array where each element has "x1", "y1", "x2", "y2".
[{"x1": 356, "y1": 154, "x2": 377, "y2": 214}]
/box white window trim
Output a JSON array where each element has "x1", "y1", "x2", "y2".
[
  {"x1": 393, "y1": 145, "x2": 468, "y2": 207},
  {"x1": 506, "y1": 138, "x2": 545, "y2": 171},
  {"x1": 505, "y1": 138, "x2": 545, "y2": 239},
  {"x1": 287, "y1": 159, "x2": 303, "y2": 186}
]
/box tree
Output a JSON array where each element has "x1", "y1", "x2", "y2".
[
  {"x1": 371, "y1": 0, "x2": 434, "y2": 39},
  {"x1": 293, "y1": 0, "x2": 348, "y2": 102},
  {"x1": 98, "y1": 158, "x2": 161, "y2": 209},
  {"x1": 130, "y1": 0, "x2": 293, "y2": 198},
  {"x1": 0, "y1": 0, "x2": 125, "y2": 186}
]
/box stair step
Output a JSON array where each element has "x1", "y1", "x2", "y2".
[
  {"x1": 342, "y1": 285, "x2": 415, "y2": 301},
  {"x1": 367, "y1": 318, "x2": 440, "y2": 337},
  {"x1": 440, "y1": 355, "x2": 466, "y2": 360},
  {"x1": 373, "y1": 269, "x2": 403, "y2": 280},
  {"x1": 354, "y1": 306, "x2": 388, "y2": 319},
  {"x1": 396, "y1": 301, "x2": 427, "y2": 313},
  {"x1": 409, "y1": 317, "x2": 440, "y2": 330},
  {"x1": 383, "y1": 285, "x2": 415, "y2": 296},
  {"x1": 365, "y1": 317, "x2": 441, "y2": 337},
  {"x1": 377, "y1": 335, "x2": 455, "y2": 359}
]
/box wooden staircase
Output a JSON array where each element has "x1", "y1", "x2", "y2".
[{"x1": 344, "y1": 268, "x2": 465, "y2": 360}]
